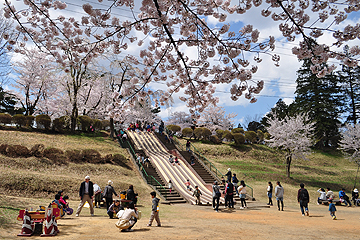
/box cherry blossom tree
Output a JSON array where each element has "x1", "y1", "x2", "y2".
[
  {"x1": 198, "y1": 105, "x2": 237, "y2": 132},
  {"x1": 266, "y1": 113, "x2": 315, "y2": 178},
  {"x1": 12, "y1": 48, "x2": 57, "y2": 116},
  {"x1": 3, "y1": 0, "x2": 360, "y2": 119},
  {"x1": 339, "y1": 123, "x2": 360, "y2": 166},
  {"x1": 166, "y1": 111, "x2": 193, "y2": 129}
]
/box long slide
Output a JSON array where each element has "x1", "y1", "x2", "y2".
[{"x1": 127, "y1": 131, "x2": 219, "y2": 205}]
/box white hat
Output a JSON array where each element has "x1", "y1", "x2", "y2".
[
  {"x1": 85, "y1": 176, "x2": 90, "y2": 180},
  {"x1": 228, "y1": 168, "x2": 231, "y2": 171},
  {"x1": 108, "y1": 180, "x2": 113, "y2": 185},
  {"x1": 354, "y1": 189, "x2": 358, "y2": 193}
]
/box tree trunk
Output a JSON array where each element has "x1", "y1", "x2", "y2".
[
  {"x1": 110, "y1": 117, "x2": 115, "y2": 139},
  {"x1": 286, "y1": 154, "x2": 292, "y2": 178},
  {"x1": 70, "y1": 102, "x2": 78, "y2": 132}
]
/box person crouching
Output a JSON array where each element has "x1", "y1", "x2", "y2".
[{"x1": 115, "y1": 201, "x2": 139, "y2": 232}]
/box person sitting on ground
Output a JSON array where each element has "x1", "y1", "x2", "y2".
[
  {"x1": 168, "y1": 155, "x2": 174, "y2": 165},
  {"x1": 127, "y1": 185, "x2": 138, "y2": 205},
  {"x1": 107, "y1": 200, "x2": 124, "y2": 219},
  {"x1": 352, "y1": 188, "x2": 359, "y2": 206},
  {"x1": 193, "y1": 186, "x2": 202, "y2": 205},
  {"x1": 62, "y1": 195, "x2": 73, "y2": 215},
  {"x1": 115, "y1": 201, "x2": 139, "y2": 232},
  {"x1": 339, "y1": 188, "x2": 352, "y2": 207},
  {"x1": 174, "y1": 156, "x2": 180, "y2": 165},
  {"x1": 317, "y1": 188, "x2": 327, "y2": 204},
  {"x1": 190, "y1": 155, "x2": 195, "y2": 166},
  {"x1": 52, "y1": 194, "x2": 65, "y2": 217},
  {"x1": 326, "y1": 187, "x2": 335, "y2": 200}
]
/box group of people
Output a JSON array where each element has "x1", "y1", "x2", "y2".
[
  {"x1": 52, "y1": 190, "x2": 73, "y2": 216},
  {"x1": 210, "y1": 168, "x2": 252, "y2": 212},
  {"x1": 137, "y1": 153, "x2": 150, "y2": 168},
  {"x1": 75, "y1": 176, "x2": 161, "y2": 232},
  {"x1": 317, "y1": 187, "x2": 359, "y2": 207}
]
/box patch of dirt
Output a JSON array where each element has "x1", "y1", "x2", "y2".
[{"x1": 2, "y1": 198, "x2": 360, "y2": 239}]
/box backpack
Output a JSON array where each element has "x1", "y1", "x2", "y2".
[
  {"x1": 227, "y1": 183, "x2": 234, "y2": 194},
  {"x1": 300, "y1": 189, "x2": 308, "y2": 201}
]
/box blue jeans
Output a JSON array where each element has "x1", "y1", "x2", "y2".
[{"x1": 299, "y1": 200, "x2": 308, "y2": 215}]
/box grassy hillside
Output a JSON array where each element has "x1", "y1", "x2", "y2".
[
  {"x1": 0, "y1": 130, "x2": 153, "y2": 201},
  {"x1": 178, "y1": 138, "x2": 359, "y2": 203}
]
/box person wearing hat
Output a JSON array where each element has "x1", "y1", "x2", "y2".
[
  {"x1": 76, "y1": 176, "x2": 94, "y2": 217},
  {"x1": 225, "y1": 168, "x2": 232, "y2": 183},
  {"x1": 352, "y1": 188, "x2": 359, "y2": 206},
  {"x1": 103, "y1": 180, "x2": 119, "y2": 211}
]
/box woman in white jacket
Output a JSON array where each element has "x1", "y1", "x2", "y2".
[
  {"x1": 275, "y1": 181, "x2": 284, "y2": 211},
  {"x1": 237, "y1": 180, "x2": 247, "y2": 209}
]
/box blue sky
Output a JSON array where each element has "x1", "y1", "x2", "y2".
[{"x1": 4, "y1": 0, "x2": 360, "y2": 127}]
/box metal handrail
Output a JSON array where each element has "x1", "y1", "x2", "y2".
[{"x1": 114, "y1": 129, "x2": 168, "y2": 198}]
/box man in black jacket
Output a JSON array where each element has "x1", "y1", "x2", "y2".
[
  {"x1": 75, "y1": 175, "x2": 94, "y2": 217},
  {"x1": 297, "y1": 183, "x2": 310, "y2": 216}
]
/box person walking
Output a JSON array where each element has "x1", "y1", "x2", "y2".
[
  {"x1": 232, "y1": 174, "x2": 239, "y2": 195},
  {"x1": 186, "y1": 140, "x2": 191, "y2": 152},
  {"x1": 75, "y1": 176, "x2": 94, "y2": 217},
  {"x1": 212, "y1": 181, "x2": 221, "y2": 212},
  {"x1": 328, "y1": 199, "x2": 337, "y2": 220},
  {"x1": 225, "y1": 168, "x2": 232, "y2": 182},
  {"x1": 267, "y1": 182, "x2": 273, "y2": 206},
  {"x1": 147, "y1": 191, "x2": 161, "y2": 227},
  {"x1": 103, "y1": 180, "x2": 119, "y2": 210},
  {"x1": 275, "y1": 181, "x2": 284, "y2": 211},
  {"x1": 193, "y1": 186, "x2": 202, "y2": 205},
  {"x1": 298, "y1": 183, "x2": 310, "y2": 216},
  {"x1": 93, "y1": 182, "x2": 102, "y2": 208},
  {"x1": 238, "y1": 180, "x2": 247, "y2": 209}
]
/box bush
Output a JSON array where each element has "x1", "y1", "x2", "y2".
[
  {"x1": 92, "y1": 119, "x2": 102, "y2": 131},
  {"x1": 209, "y1": 135, "x2": 221, "y2": 144},
  {"x1": 13, "y1": 114, "x2": 27, "y2": 127},
  {"x1": 245, "y1": 131, "x2": 257, "y2": 144},
  {"x1": 53, "y1": 117, "x2": 65, "y2": 132},
  {"x1": 30, "y1": 144, "x2": 45, "y2": 157},
  {"x1": 182, "y1": 128, "x2": 193, "y2": 138},
  {"x1": 222, "y1": 130, "x2": 234, "y2": 141},
  {"x1": 36, "y1": 114, "x2": 51, "y2": 130},
  {"x1": 103, "y1": 154, "x2": 113, "y2": 163},
  {"x1": 194, "y1": 127, "x2": 212, "y2": 140},
  {"x1": 264, "y1": 132, "x2": 271, "y2": 140},
  {"x1": 65, "y1": 150, "x2": 83, "y2": 163},
  {"x1": 257, "y1": 130, "x2": 264, "y2": 143},
  {"x1": 0, "y1": 144, "x2": 8, "y2": 155},
  {"x1": 59, "y1": 116, "x2": 71, "y2": 129},
  {"x1": 101, "y1": 120, "x2": 110, "y2": 130},
  {"x1": 0, "y1": 113, "x2": 12, "y2": 125},
  {"x1": 166, "y1": 124, "x2": 181, "y2": 133},
  {"x1": 2, "y1": 145, "x2": 30, "y2": 158},
  {"x1": 231, "y1": 128, "x2": 244, "y2": 134},
  {"x1": 78, "y1": 115, "x2": 93, "y2": 132},
  {"x1": 82, "y1": 149, "x2": 102, "y2": 163},
  {"x1": 233, "y1": 133, "x2": 245, "y2": 146},
  {"x1": 25, "y1": 115, "x2": 35, "y2": 127},
  {"x1": 43, "y1": 148, "x2": 67, "y2": 165},
  {"x1": 112, "y1": 154, "x2": 131, "y2": 169},
  {"x1": 215, "y1": 129, "x2": 224, "y2": 140}
]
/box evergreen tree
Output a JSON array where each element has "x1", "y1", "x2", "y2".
[
  {"x1": 0, "y1": 86, "x2": 24, "y2": 115},
  {"x1": 292, "y1": 58, "x2": 344, "y2": 149},
  {"x1": 261, "y1": 98, "x2": 293, "y2": 127},
  {"x1": 338, "y1": 46, "x2": 360, "y2": 125}
]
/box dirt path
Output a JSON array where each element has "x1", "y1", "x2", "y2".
[{"x1": 3, "y1": 200, "x2": 360, "y2": 240}]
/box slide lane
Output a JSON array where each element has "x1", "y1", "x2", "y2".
[{"x1": 128, "y1": 131, "x2": 215, "y2": 205}]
